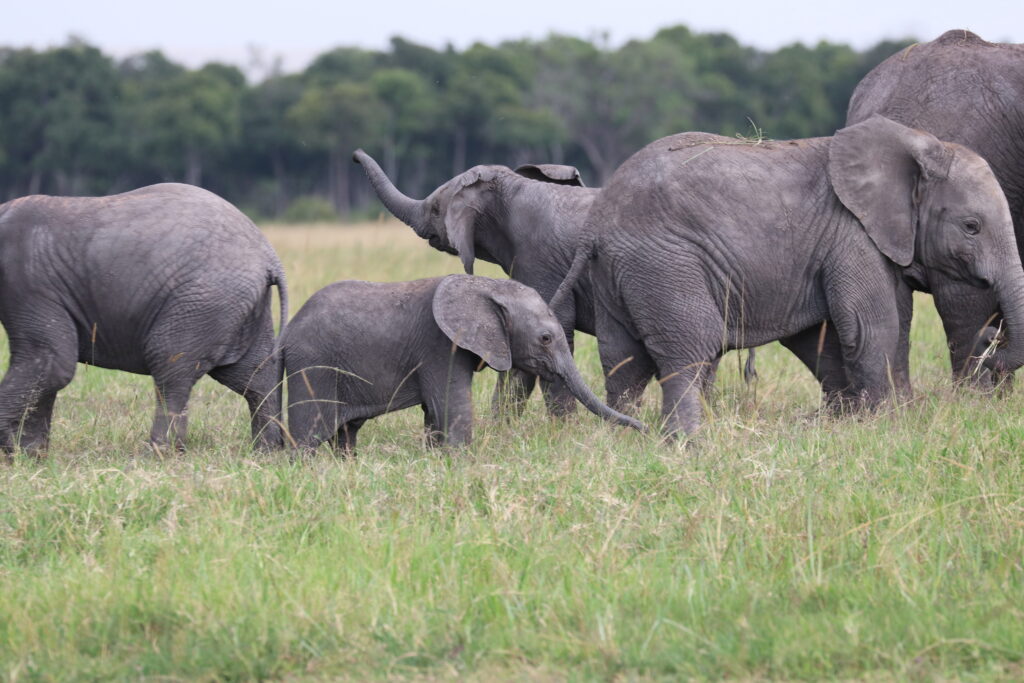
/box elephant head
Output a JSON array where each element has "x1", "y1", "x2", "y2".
[
  {"x1": 353, "y1": 149, "x2": 584, "y2": 274},
  {"x1": 828, "y1": 114, "x2": 1024, "y2": 376},
  {"x1": 431, "y1": 274, "x2": 645, "y2": 432}
]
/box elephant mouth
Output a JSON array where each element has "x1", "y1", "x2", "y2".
[{"x1": 427, "y1": 235, "x2": 458, "y2": 256}]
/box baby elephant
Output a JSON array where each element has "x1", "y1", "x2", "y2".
[{"x1": 282, "y1": 275, "x2": 644, "y2": 453}]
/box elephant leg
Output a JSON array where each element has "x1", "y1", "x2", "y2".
[
  {"x1": 826, "y1": 270, "x2": 901, "y2": 408},
  {"x1": 655, "y1": 358, "x2": 716, "y2": 437},
  {"x1": 0, "y1": 314, "x2": 77, "y2": 455},
  {"x1": 420, "y1": 352, "x2": 476, "y2": 449},
  {"x1": 539, "y1": 375, "x2": 579, "y2": 416},
  {"x1": 931, "y1": 278, "x2": 1001, "y2": 387},
  {"x1": 595, "y1": 308, "x2": 656, "y2": 412},
  {"x1": 209, "y1": 316, "x2": 283, "y2": 450},
  {"x1": 18, "y1": 389, "x2": 60, "y2": 455},
  {"x1": 491, "y1": 369, "x2": 537, "y2": 419},
  {"x1": 423, "y1": 393, "x2": 472, "y2": 448},
  {"x1": 286, "y1": 365, "x2": 340, "y2": 452},
  {"x1": 619, "y1": 269, "x2": 723, "y2": 437},
  {"x1": 892, "y1": 278, "x2": 914, "y2": 400},
  {"x1": 780, "y1": 322, "x2": 856, "y2": 411},
  {"x1": 330, "y1": 419, "x2": 364, "y2": 458},
  {"x1": 150, "y1": 373, "x2": 202, "y2": 451},
  {"x1": 700, "y1": 356, "x2": 721, "y2": 403}
]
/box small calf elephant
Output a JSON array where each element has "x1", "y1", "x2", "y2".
[
  {"x1": 0, "y1": 183, "x2": 288, "y2": 454},
  {"x1": 282, "y1": 275, "x2": 644, "y2": 453},
  {"x1": 353, "y1": 149, "x2": 604, "y2": 418}
]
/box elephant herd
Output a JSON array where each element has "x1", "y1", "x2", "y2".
[{"x1": 1, "y1": 29, "x2": 1023, "y2": 455}]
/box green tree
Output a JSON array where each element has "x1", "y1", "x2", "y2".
[
  {"x1": 287, "y1": 80, "x2": 385, "y2": 215},
  {"x1": 0, "y1": 39, "x2": 123, "y2": 196},
  {"x1": 445, "y1": 43, "x2": 529, "y2": 172},
  {"x1": 126, "y1": 62, "x2": 244, "y2": 185},
  {"x1": 239, "y1": 73, "x2": 307, "y2": 215},
  {"x1": 370, "y1": 67, "x2": 439, "y2": 192}
]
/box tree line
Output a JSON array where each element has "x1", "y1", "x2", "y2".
[{"x1": 0, "y1": 28, "x2": 912, "y2": 221}]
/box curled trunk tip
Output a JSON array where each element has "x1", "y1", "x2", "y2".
[{"x1": 353, "y1": 148, "x2": 424, "y2": 229}]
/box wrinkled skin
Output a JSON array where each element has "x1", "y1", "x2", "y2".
[
  {"x1": 0, "y1": 183, "x2": 288, "y2": 454},
  {"x1": 847, "y1": 29, "x2": 1024, "y2": 387},
  {"x1": 282, "y1": 275, "x2": 644, "y2": 455},
  {"x1": 558, "y1": 116, "x2": 1024, "y2": 437},
  {"x1": 353, "y1": 150, "x2": 659, "y2": 417}
]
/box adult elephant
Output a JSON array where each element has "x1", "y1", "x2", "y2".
[
  {"x1": 0, "y1": 183, "x2": 288, "y2": 453},
  {"x1": 847, "y1": 29, "x2": 1024, "y2": 384},
  {"x1": 553, "y1": 116, "x2": 1024, "y2": 436},
  {"x1": 353, "y1": 149, "x2": 657, "y2": 416}
]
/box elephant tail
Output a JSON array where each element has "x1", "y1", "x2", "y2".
[
  {"x1": 549, "y1": 237, "x2": 595, "y2": 311},
  {"x1": 270, "y1": 262, "x2": 289, "y2": 340}
]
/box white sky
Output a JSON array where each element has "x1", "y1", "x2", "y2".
[{"x1": 4, "y1": 0, "x2": 1023, "y2": 75}]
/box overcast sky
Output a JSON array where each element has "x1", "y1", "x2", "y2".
[{"x1": 4, "y1": 0, "x2": 1023, "y2": 75}]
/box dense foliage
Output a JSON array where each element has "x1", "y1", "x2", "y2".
[{"x1": 0, "y1": 29, "x2": 912, "y2": 219}]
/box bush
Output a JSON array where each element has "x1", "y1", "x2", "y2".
[{"x1": 280, "y1": 195, "x2": 339, "y2": 223}]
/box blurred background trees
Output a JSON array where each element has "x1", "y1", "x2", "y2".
[{"x1": 0, "y1": 28, "x2": 913, "y2": 220}]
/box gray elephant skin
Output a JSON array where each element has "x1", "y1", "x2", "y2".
[
  {"x1": 554, "y1": 115, "x2": 1024, "y2": 436},
  {"x1": 847, "y1": 29, "x2": 1024, "y2": 383},
  {"x1": 281, "y1": 274, "x2": 644, "y2": 454},
  {"x1": 0, "y1": 183, "x2": 288, "y2": 452},
  {"x1": 353, "y1": 149, "x2": 658, "y2": 417}
]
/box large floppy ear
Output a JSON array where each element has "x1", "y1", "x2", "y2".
[
  {"x1": 514, "y1": 164, "x2": 586, "y2": 187},
  {"x1": 444, "y1": 167, "x2": 499, "y2": 275},
  {"x1": 432, "y1": 274, "x2": 512, "y2": 371},
  {"x1": 828, "y1": 114, "x2": 954, "y2": 267}
]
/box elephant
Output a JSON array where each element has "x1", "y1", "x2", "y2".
[
  {"x1": 0, "y1": 183, "x2": 288, "y2": 453},
  {"x1": 846, "y1": 29, "x2": 1024, "y2": 385},
  {"x1": 281, "y1": 274, "x2": 644, "y2": 454},
  {"x1": 352, "y1": 149, "x2": 660, "y2": 418},
  {"x1": 551, "y1": 115, "x2": 1024, "y2": 436}
]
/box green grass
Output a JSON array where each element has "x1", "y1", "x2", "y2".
[{"x1": 2, "y1": 221, "x2": 1023, "y2": 680}]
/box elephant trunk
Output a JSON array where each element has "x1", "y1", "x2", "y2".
[
  {"x1": 353, "y1": 149, "x2": 425, "y2": 230},
  {"x1": 986, "y1": 263, "x2": 1024, "y2": 374},
  {"x1": 554, "y1": 358, "x2": 647, "y2": 432}
]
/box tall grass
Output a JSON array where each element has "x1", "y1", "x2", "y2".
[{"x1": 1, "y1": 221, "x2": 1022, "y2": 680}]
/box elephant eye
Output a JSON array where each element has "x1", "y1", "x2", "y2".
[
  {"x1": 961, "y1": 218, "x2": 981, "y2": 235},
  {"x1": 539, "y1": 332, "x2": 554, "y2": 346}
]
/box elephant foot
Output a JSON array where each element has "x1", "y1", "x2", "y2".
[{"x1": 148, "y1": 438, "x2": 186, "y2": 457}]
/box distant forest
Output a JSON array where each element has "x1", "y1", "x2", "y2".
[{"x1": 0, "y1": 27, "x2": 913, "y2": 220}]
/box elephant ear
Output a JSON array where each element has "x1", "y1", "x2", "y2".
[
  {"x1": 514, "y1": 164, "x2": 586, "y2": 187},
  {"x1": 444, "y1": 167, "x2": 499, "y2": 275},
  {"x1": 432, "y1": 274, "x2": 512, "y2": 371},
  {"x1": 828, "y1": 114, "x2": 954, "y2": 267}
]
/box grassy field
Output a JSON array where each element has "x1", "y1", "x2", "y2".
[{"x1": 2, "y1": 220, "x2": 1023, "y2": 680}]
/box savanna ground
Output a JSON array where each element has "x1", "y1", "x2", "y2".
[{"x1": 1, "y1": 220, "x2": 1023, "y2": 681}]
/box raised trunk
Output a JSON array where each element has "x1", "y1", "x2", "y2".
[
  {"x1": 352, "y1": 149, "x2": 424, "y2": 229},
  {"x1": 555, "y1": 360, "x2": 646, "y2": 432}
]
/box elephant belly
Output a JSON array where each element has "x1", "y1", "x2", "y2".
[
  {"x1": 320, "y1": 369, "x2": 424, "y2": 424},
  {"x1": 75, "y1": 331, "x2": 149, "y2": 374}
]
